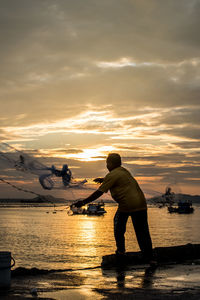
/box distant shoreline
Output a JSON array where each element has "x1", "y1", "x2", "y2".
[
  {"x1": 0, "y1": 197, "x2": 116, "y2": 208},
  {"x1": 1, "y1": 192, "x2": 200, "y2": 208}
]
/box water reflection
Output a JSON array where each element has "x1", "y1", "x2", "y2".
[
  {"x1": 102, "y1": 264, "x2": 157, "y2": 290},
  {"x1": 115, "y1": 267, "x2": 126, "y2": 288},
  {"x1": 1, "y1": 205, "x2": 200, "y2": 270},
  {"x1": 140, "y1": 266, "x2": 157, "y2": 288},
  {"x1": 75, "y1": 218, "x2": 98, "y2": 257}
]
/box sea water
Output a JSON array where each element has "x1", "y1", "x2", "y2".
[{"x1": 1, "y1": 205, "x2": 200, "y2": 270}]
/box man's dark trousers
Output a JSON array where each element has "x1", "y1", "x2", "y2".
[{"x1": 114, "y1": 209, "x2": 153, "y2": 261}]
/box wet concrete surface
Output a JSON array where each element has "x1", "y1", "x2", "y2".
[{"x1": 1, "y1": 261, "x2": 200, "y2": 299}]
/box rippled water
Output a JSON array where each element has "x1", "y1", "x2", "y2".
[{"x1": 1, "y1": 205, "x2": 200, "y2": 270}]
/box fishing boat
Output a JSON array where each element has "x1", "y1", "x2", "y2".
[
  {"x1": 85, "y1": 202, "x2": 106, "y2": 215},
  {"x1": 162, "y1": 187, "x2": 194, "y2": 214},
  {"x1": 168, "y1": 200, "x2": 194, "y2": 214},
  {"x1": 71, "y1": 201, "x2": 107, "y2": 215}
]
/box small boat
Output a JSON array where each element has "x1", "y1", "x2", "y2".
[
  {"x1": 70, "y1": 207, "x2": 84, "y2": 215},
  {"x1": 71, "y1": 201, "x2": 107, "y2": 215},
  {"x1": 85, "y1": 202, "x2": 107, "y2": 215},
  {"x1": 162, "y1": 186, "x2": 194, "y2": 214},
  {"x1": 168, "y1": 201, "x2": 194, "y2": 214}
]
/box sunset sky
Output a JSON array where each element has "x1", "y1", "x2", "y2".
[{"x1": 0, "y1": 0, "x2": 200, "y2": 198}]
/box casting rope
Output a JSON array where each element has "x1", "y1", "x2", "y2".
[
  {"x1": 0, "y1": 178, "x2": 42, "y2": 197},
  {"x1": 0, "y1": 177, "x2": 72, "y2": 212}
]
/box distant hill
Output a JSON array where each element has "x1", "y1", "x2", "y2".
[
  {"x1": 0, "y1": 195, "x2": 115, "y2": 206},
  {"x1": 0, "y1": 195, "x2": 68, "y2": 205},
  {"x1": 1, "y1": 193, "x2": 200, "y2": 206},
  {"x1": 148, "y1": 193, "x2": 200, "y2": 205}
]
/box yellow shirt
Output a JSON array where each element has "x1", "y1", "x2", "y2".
[{"x1": 98, "y1": 166, "x2": 147, "y2": 212}]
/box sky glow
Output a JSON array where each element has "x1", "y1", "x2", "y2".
[{"x1": 0, "y1": 0, "x2": 200, "y2": 197}]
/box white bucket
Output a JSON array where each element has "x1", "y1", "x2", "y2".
[{"x1": 0, "y1": 252, "x2": 15, "y2": 288}]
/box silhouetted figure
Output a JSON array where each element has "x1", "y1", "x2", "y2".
[
  {"x1": 51, "y1": 164, "x2": 72, "y2": 186},
  {"x1": 164, "y1": 187, "x2": 174, "y2": 206},
  {"x1": 19, "y1": 155, "x2": 25, "y2": 164},
  {"x1": 72, "y1": 153, "x2": 155, "y2": 265},
  {"x1": 14, "y1": 154, "x2": 26, "y2": 170},
  {"x1": 39, "y1": 164, "x2": 72, "y2": 190},
  {"x1": 50, "y1": 164, "x2": 72, "y2": 186}
]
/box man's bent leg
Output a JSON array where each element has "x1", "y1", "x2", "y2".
[
  {"x1": 131, "y1": 209, "x2": 153, "y2": 262},
  {"x1": 114, "y1": 210, "x2": 129, "y2": 254}
]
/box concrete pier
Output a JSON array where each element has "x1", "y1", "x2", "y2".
[{"x1": 101, "y1": 243, "x2": 200, "y2": 268}]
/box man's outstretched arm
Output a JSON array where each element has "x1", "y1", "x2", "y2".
[{"x1": 72, "y1": 190, "x2": 103, "y2": 208}]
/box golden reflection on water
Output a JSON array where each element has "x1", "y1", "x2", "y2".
[
  {"x1": 76, "y1": 218, "x2": 98, "y2": 257},
  {"x1": 77, "y1": 219, "x2": 97, "y2": 242},
  {"x1": 1, "y1": 205, "x2": 200, "y2": 270}
]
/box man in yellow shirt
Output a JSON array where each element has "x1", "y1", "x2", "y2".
[{"x1": 72, "y1": 153, "x2": 153, "y2": 263}]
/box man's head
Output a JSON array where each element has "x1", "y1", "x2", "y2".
[{"x1": 106, "y1": 153, "x2": 121, "y2": 171}]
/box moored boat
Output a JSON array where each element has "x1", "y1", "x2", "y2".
[
  {"x1": 162, "y1": 186, "x2": 194, "y2": 214},
  {"x1": 71, "y1": 201, "x2": 107, "y2": 215},
  {"x1": 168, "y1": 200, "x2": 194, "y2": 214},
  {"x1": 86, "y1": 202, "x2": 106, "y2": 215}
]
